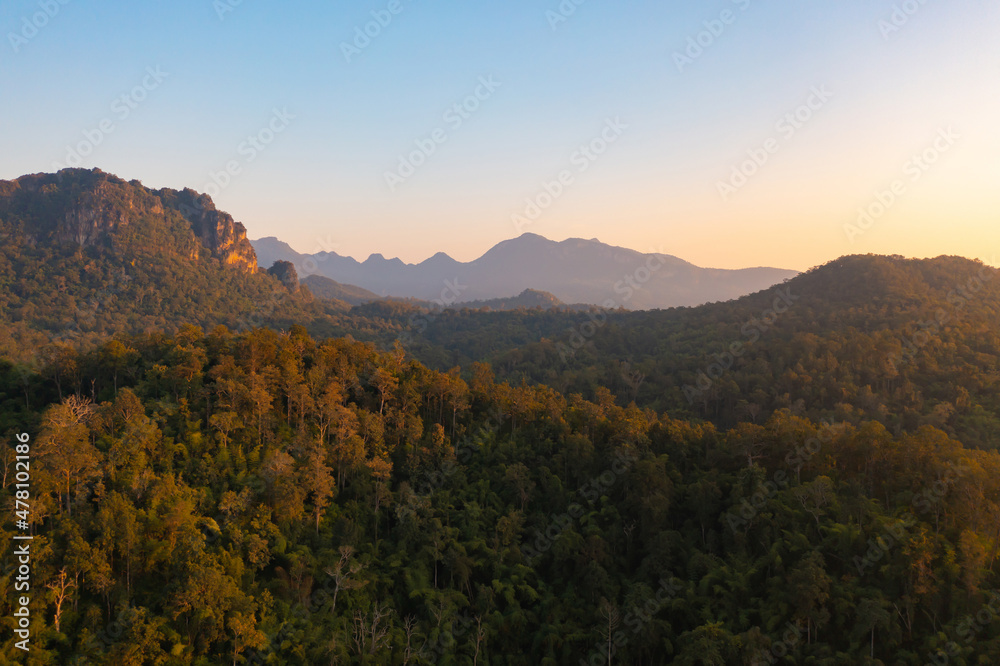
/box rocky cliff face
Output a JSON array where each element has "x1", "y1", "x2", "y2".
[
  {"x1": 0, "y1": 168, "x2": 259, "y2": 274},
  {"x1": 157, "y1": 186, "x2": 259, "y2": 273},
  {"x1": 62, "y1": 180, "x2": 165, "y2": 246}
]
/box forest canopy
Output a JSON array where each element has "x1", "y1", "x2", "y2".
[{"x1": 1, "y1": 326, "x2": 999, "y2": 664}]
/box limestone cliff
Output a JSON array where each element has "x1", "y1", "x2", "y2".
[
  {"x1": 0, "y1": 168, "x2": 259, "y2": 274},
  {"x1": 156, "y1": 186, "x2": 259, "y2": 273}
]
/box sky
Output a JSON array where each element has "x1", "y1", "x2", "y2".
[{"x1": 1, "y1": 0, "x2": 998, "y2": 271}]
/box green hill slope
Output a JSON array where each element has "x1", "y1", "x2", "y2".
[{"x1": 0, "y1": 169, "x2": 354, "y2": 355}]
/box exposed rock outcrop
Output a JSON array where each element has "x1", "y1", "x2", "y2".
[
  {"x1": 266, "y1": 260, "x2": 300, "y2": 292},
  {"x1": 157, "y1": 186, "x2": 258, "y2": 273},
  {"x1": 0, "y1": 168, "x2": 259, "y2": 274}
]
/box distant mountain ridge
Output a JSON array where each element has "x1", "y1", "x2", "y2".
[{"x1": 252, "y1": 234, "x2": 798, "y2": 309}]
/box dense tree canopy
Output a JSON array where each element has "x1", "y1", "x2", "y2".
[
  {"x1": 1, "y1": 327, "x2": 999, "y2": 663},
  {"x1": 3, "y1": 171, "x2": 1000, "y2": 662}
]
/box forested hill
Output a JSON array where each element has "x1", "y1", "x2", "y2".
[
  {"x1": 3, "y1": 169, "x2": 1000, "y2": 453},
  {"x1": 1, "y1": 171, "x2": 999, "y2": 662},
  {"x1": 0, "y1": 169, "x2": 374, "y2": 357},
  {"x1": 301, "y1": 275, "x2": 381, "y2": 306},
  {"x1": 2, "y1": 325, "x2": 1000, "y2": 663},
  {"x1": 0, "y1": 168, "x2": 258, "y2": 273},
  {"x1": 0, "y1": 170, "x2": 575, "y2": 361},
  {"x1": 406, "y1": 254, "x2": 1000, "y2": 449}
]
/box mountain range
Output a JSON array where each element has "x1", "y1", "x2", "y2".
[{"x1": 252, "y1": 234, "x2": 798, "y2": 310}]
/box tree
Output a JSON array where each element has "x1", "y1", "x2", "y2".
[
  {"x1": 371, "y1": 367, "x2": 398, "y2": 415},
  {"x1": 209, "y1": 411, "x2": 242, "y2": 448},
  {"x1": 329, "y1": 405, "x2": 364, "y2": 489},
  {"x1": 675, "y1": 623, "x2": 731, "y2": 665},
  {"x1": 245, "y1": 370, "x2": 273, "y2": 447},
  {"x1": 100, "y1": 339, "x2": 139, "y2": 395},
  {"x1": 599, "y1": 599, "x2": 621, "y2": 665},
  {"x1": 302, "y1": 441, "x2": 336, "y2": 534},
  {"x1": 46, "y1": 567, "x2": 76, "y2": 632},
  {"x1": 228, "y1": 609, "x2": 266, "y2": 665},
  {"x1": 787, "y1": 551, "x2": 832, "y2": 644},
  {"x1": 958, "y1": 528, "x2": 989, "y2": 595},
  {"x1": 324, "y1": 545, "x2": 366, "y2": 616},
  {"x1": 105, "y1": 606, "x2": 168, "y2": 665},
  {"x1": 352, "y1": 602, "x2": 393, "y2": 658},
  {"x1": 169, "y1": 556, "x2": 243, "y2": 648},
  {"x1": 368, "y1": 455, "x2": 393, "y2": 540},
  {"x1": 102, "y1": 492, "x2": 141, "y2": 600},
  {"x1": 854, "y1": 597, "x2": 891, "y2": 659},
  {"x1": 504, "y1": 462, "x2": 534, "y2": 511},
  {"x1": 35, "y1": 396, "x2": 101, "y2": 515},
  {"x1": 40, "y1": 342, "x2": 78, "y2": 400}
]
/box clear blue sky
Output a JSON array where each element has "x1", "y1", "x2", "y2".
[{"x1": 2, "y1": 0, "x2": 998, "y2": 269}]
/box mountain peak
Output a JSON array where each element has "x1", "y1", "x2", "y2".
[
  {"x1": 1, "y1": 168, "x2": 258, "y2": 273},
  {"x1": 252, "y1": 231, "x2": 797, "y2": 308},
  {"x1": 364, "y1": 253, "x2": 406, "y2": 267}
]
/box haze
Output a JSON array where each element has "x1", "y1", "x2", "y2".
[{"x1": 1, "y1": 0, "x2": 998, "y2": 270}]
